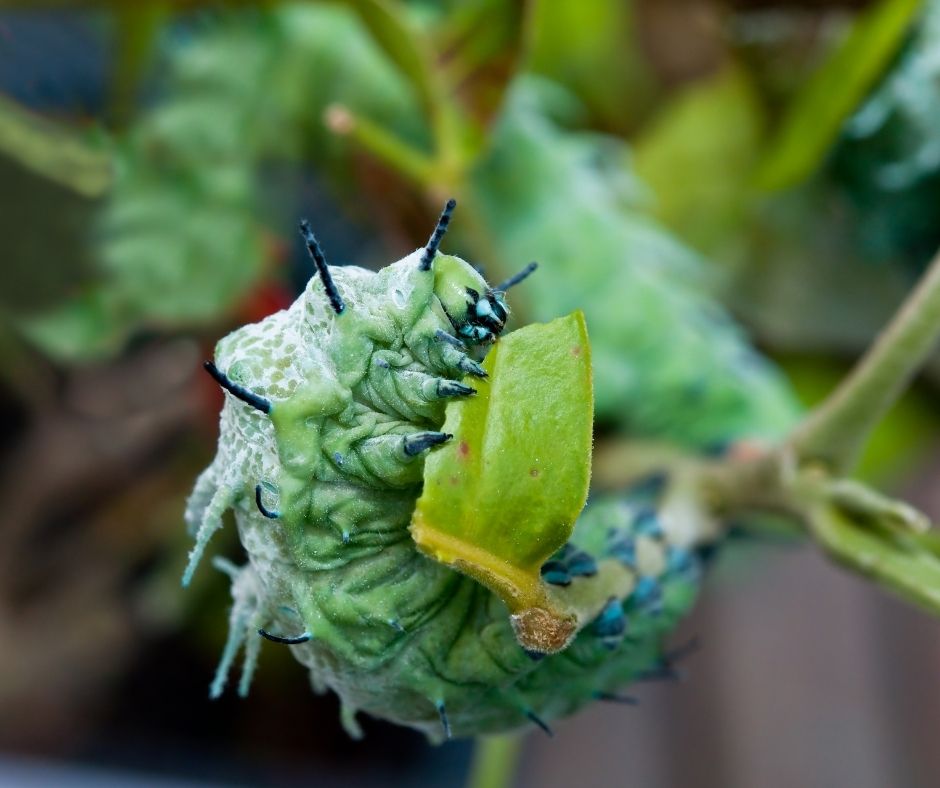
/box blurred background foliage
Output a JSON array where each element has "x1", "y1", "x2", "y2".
[{"x1": 4, "y1": 1, "x2": 940, "y2": 786}]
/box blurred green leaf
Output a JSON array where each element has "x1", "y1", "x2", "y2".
[
  {"x1": 18, "y1": 290, "x2": 125, "y2": 360},
  {"x1": 526, "y1": 0, "x2": 655, "y2": 133},
  {"x1": 729, "y1": 182, "x2": 914, "y2": 353},
  {"x1": 341, "y1": 0, "x2": 438, "y2": 117},
  {"x1": 0, "y1": 155, "x2": 101, "y2": 316},
  {"x1": 434, "y1": 0, "x2": 528, "y2": 129},
  {"x1": 634, "y1": 65, "x2": 763, "y2": 255},
  {"x1": 756, "y1": 0, "x2": 923, "y2": 191},
  {"x1": 412, "y1": 312, "x2": 593, "y2": 612}
]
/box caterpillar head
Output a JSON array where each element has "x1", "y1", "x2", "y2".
[
  {"x1": 432, "y1": 255, "x2": 509, "y2": 345},
  {"x1": 416, "y1": 197, "x2": 537, "y2": 348}
]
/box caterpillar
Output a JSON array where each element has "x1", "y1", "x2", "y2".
[{"x1": 185, "y1": 200, "x2": 705, "y2": 741}]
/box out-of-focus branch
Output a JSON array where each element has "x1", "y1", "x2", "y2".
[
  {"x1": 466, "y1": 734, "x2": 523, "y2": 788},
  {"x1": 324, "y1": 104, "x2": 437, "y2": 187},
  {"x1": 595, "y1": 244, "x2": 940, "y2": 618},
  {"x1": 790, "y1": 246, "x2": 940, "y2": 475}
]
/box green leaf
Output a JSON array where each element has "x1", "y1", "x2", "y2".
[
  {"x1": 411, "y1": 311, "x2": 593, "y2": 650},
  {"x1": 18, "y1": 289, "x2": 127, "y2": 361},
  {"x1": 633, "y1": 64, "x2": 763, "y2": 255},
  {"x1": 340, "y1": 0, "x2": 437, "y2": 117},
  {"x1": 526, "y1": 0, "x2": 655, "y2": 132},
  {"x1": 756, "y1": 0, "x2": 923, "y2": 191},
  {"x1": 434, "y1": 0, "x2": 528, "y2": 129}
]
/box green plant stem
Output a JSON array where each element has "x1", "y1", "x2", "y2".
[
  {"x1": 790, "y1": 246, "x2": 940, "y2": 474},
  {"x1": 807, "y1": 502, "x2": 940, "y2": 613},
  {"x1": 0, "y1": 94, "x2": 113, "y2": 198},
  {"x1": 701, "y1": 241, "x2": 940, "y2": 615},
  {"x1": 324, "y1": 104, "x2": 436, "y2": 187},
  {"x1": 466, "y1": 735, "x2": 523, "y2": 788}
]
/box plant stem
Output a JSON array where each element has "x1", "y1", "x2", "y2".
[
  {"x1": 466, "y1": 734, "x2": 523, "y2": 788},
  {"x1": 323, "y1": 104, "x2": 436, "y2": 187},
  {"x1": 790, "y1": 246, "x2": 940, "y2": 474},
  {"x1": 806, "y1": 502, "x2": 940, "y2": 614}
]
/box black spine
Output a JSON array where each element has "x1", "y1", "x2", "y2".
[
  {"x1": 254, "y1": 484, "x2": 280, "y2": 519},
  {"x1": 525, "y1": 710, "x2": 554, "y2": 737},
  {"x1": 494, "y1": 261, "x2": 538, "y2": 292},
  {"x1": 258, "y1": 628, "x2": 311, "y2": 645},
  {"x1": 436, "y1": 702, "x2": 452, "y2": 740},
  {"x1": 419, "y1": 198, "x2": 457, "y2": 271},
  {"x1": 300, "y1": 220, "x2": 345, "y2": 315},
  {"x1": 203, "y1": 361, "x2": 271, "y2": 414}
]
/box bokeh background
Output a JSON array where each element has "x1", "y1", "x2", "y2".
[{"x1": 2, "y1": 1, "x2": 940, "y2": 786}]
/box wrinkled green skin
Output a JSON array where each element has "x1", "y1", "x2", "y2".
[{"x1": 186, "y1": 251, "x2": 699, "y2": 741}]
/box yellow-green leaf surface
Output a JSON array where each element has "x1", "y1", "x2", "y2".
[{"x1": 411, "y1": 311, "x2": 593, "y2": 650}]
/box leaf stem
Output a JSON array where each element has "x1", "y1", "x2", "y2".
[
  {"x1": 466, "y1": 734, "x2": 523, "y2": 788},
  {"x1": 324, "y1": 104, "x2": 436, "y2": 186},
  {"x1": 790, "y1": 246, "x2": 940, "y2": 474}
]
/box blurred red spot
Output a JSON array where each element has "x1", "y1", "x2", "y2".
[
  {"x1": 530, "y1": 468, "x2": 540, "y2": 478},
  {"x1": 239, "y1": 282, "x2": 293, "y2": 323},
  {"x1": 458, "y1": 441, "x2": 470, "y2": 458},
  {"x1": 571, "y1": 345, "x2": 581, "y2": 356},
  {"x1": 727, "y1": 439, "x2": 770, "y2": 464},
  {"x1": 450, "y1": 475, "x2": 459, "y2": 486}
]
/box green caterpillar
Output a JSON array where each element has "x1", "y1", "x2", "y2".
[{"x1": 186, "y1": 201, "x2": 703, "y2": 740}]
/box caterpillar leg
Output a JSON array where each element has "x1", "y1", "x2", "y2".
[
  {"x1": 363, "y1": 352, "x2": 475, "y2": 423},
  {"x1": 637, "y1": 635, "x2": 701, "y2": 682},
  {"x1": 340, "y1": 703, "x2": 364, "y2": 740},
  {"x1": 403, "y1": 315, "x2": 487, "y2": 379},
  {"x1": 344, "y1": 431, "x2": 452, "y2": 488},
  {"x1": 433, "y1": 330, "x2": 488, "y2": 378}
]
